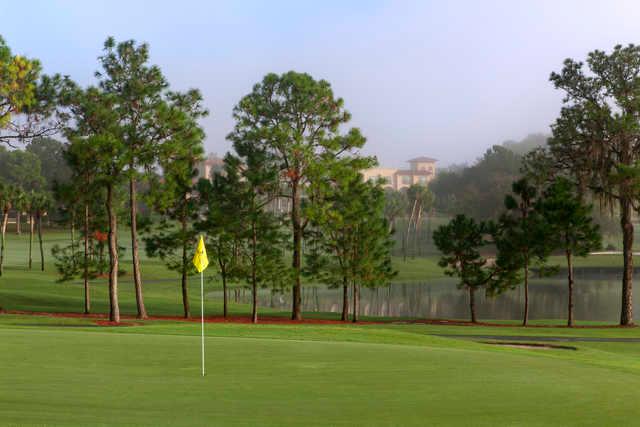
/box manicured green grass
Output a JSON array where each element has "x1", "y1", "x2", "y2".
[
  {"x1": 391, "y1": 255, "x2": 444, "y2": 281},
  {"x1": 2, "y1": 314, "x2": 640, "y2": 426},
  {"x1": 3, "y1": 230, "x2": 640, "y2": 425},
  {"x1": 547, "y1": 253, "x2": 625, "y2": 268}
]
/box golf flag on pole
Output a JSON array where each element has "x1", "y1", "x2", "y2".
[
  {"x1": 193, "y1": 236, "x2": 208, "y2": 377},
  {"x1": 193, "y1": 236, "x2": 209, "y2": 273}
]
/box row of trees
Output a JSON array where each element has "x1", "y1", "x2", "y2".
[
  {"x1": 436, "y1": 44, "x2": 640, "y2": 327},
  {"x1": 0, "y1": 185, "x2": 49, "y2": 275},
  {"x1": 1, "y1": 35, "x2": 397, "y2": 324},
  {"x1": 383, "y1": 185, "x2": 435, "y2": 259},
  {"x1": 435, "y1": 177, "x2": 601, "y2": 327}
]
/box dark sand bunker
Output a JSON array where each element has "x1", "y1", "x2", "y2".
[{"x1": 483, "y1": 341, "x2": 577, "y2": 350}]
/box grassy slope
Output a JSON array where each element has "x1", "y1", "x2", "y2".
[{"x1": 2, "y1": 315, "x2": 640, "y2": 426}]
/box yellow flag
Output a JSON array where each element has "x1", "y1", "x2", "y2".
[{"x1": 192, "y1": 236, "x2": 209, "y2": 273}]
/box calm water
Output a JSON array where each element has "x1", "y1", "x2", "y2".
[{"x1": 211, "y1": 268, "x2": 640, "y2": 322}]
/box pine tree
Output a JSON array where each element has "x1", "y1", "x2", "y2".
[
  {"x1": 537, "y1": 178, "x2": 602, "y2": 326},
  {"x1": 228, "y1": 71, "x2": 366, "y2": 320},
  {"x1": 306, "y1": 162, "x2": 396, "y2": 322},
  {"x1": 493, "y1": 178, "x2": 553, "y2": 326},
  {"x1": 433, "y1": 215, "x2": 497, "y2": 323},
  {"x1": 63, "y1": 84, "x2": 125, "y2": 323},
  {"x1": 144, "y1": 105, "x2": 206, "y2": 319},
  {"x1": 196, "y1": 168, "x2": 247, "y2": 319},
  {"x1": 228, "y1": 143, "x2": 287, "y2": 324},
  {"x1": 95, "y1": 37, "x2": 209, "y2": 319}
]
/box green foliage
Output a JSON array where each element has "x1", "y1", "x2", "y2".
[
  {"x1": 433, "y1": 214, "x2": 495, "y2": 291},
  {"x1": 306, "y1": 163, "x2": 397, "y2": 296},
  {"x1": 0, "y1": 35, "x2": 40, "y2": 129},
  {"x1": 383, "y1": 188, "x2": 408, "y2": 228},
  {"x1": 228, "y1": 71, "x2": 372, "y2": 318},
  {"x1": 143, "y1": 219, "x2": 197, "y2": 275},
  {"x1": 493, "y1": 178, "x2": 553, "y2": 291},
  {"x1": 502, "y1": 133, "x2": 548, "y2": 155},
  {"x1": 0, "y1": 36, "x2": 67, "y2": 147},
  {"x1": 0, "y1": 148, "x2": 45, "y2": 190},
  {"x1": 548, "y1": 44, "x2": 640, "y2": 205},
  {"x1": 51, "y1": 241, "x2": 122, "y2": 282},
  {"x1": 537, "y1": 177, "x2": 602, "y2": 258},
  {"x1": 26, "y1": 137, "x2": 71, "y2": 190},
  {"x1": 227, "y1": 145, "x2": 288, "y2": 291},
  {"x1": 95, "y1": 37, "x2": 208, "y2": 179},
  {"x1": 63, "y1": 86, "x2": 126, "y2": 186},
  {"x1": 547, "y1": 44, "x2": 640, "y2": 325},
  {"x1": 228, "y1": 72, "x2": 368, "y2": 179},
  {"x1": 196, "y1": 167, "x2": 247, "y2": 290},
  {"x1": 144, "y1": 116, "x2": 205, "y2": 277},
  {"x1": 429, "y1": 145, "x2": 522, "y2": 220},
  {"x1": 405, "y1": 184, "x2": 433, "y2": 215}
]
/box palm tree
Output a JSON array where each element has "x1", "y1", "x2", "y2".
[
  {"x1": 25, "y1": 190, "x2": 36, "y2": 269},
  {"x1": 32, "y1": 191, "x2": 51, "y2": 272},
  {"x1": 13, "y1": 188, "x2": 26, "y2": 235},
  {"x1": 0, "y1": 183, "x2": 17, "y2": 276},
  {"x1": 404, "y1": 185, "x2": 434, "y2": 258}
]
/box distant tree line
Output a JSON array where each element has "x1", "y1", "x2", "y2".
[{"x1": 434, "y1": 44, "x2": 640, "y2": 327}]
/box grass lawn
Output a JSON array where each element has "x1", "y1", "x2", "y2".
[
  {"x1": 3, "y1": 230, "x2": 640, "y2": 425},
  {"x1": 2, "y1": 314, "x2": 640, "y2": 426}
]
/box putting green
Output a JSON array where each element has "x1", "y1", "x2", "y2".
[{"x1": 2, "y1": 317, "x2": 640, "y2": 426}]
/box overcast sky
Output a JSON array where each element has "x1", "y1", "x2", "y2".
[{"x1": 3, "y1": 0, "x2": 640, "y2": 167}]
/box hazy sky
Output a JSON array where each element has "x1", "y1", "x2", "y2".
[{"x1": 3, "y1": 0, "x2": 640, "y2": 167}]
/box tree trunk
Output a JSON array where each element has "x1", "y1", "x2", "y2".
[
  {"x1": 469, "y1": 286, "x2": 477, "y2": 323},
  {"x1": 352, "y1": 282, "x2": 359, "y2": 323},
  {"x1": 406, "y1": 200, "x2": 417, "y2": 259},
  {"x1": 522, "y1": 255, "x2": 529, "y2": 326},
  {"x1": 37, "y1": 213, "x2": 44, "y2": 272},
  {"x1": 341, "y1": 277, "x2": 349, "y2": 321},
  {"x1": 106, "y1": 183, "x2": 120, "y2": 323},
  {"x1": 291, "y1": 182, "x2": 302, "y2": 320},
  {"x1": 15, "y1": 210, "x2": 20, "y2": 235},
  {"x1": 402, "y1": 228, "x2": 407, "y2": 261},
  {"x1": 620, "y1": 198, "x2": 634, "y2": 326},
  {"x1": 83, "y1": 203, "x2": 90, "y2": 314},
  {"x1": 129, "y1": 175, "x2": 147, "y2": 319},
  {"x1": 415, "y1": 205, "x2": 422, "y2": 257},
  {"x1": 222, "y1": 268, "x2": 228, "y2": 318},
  {"x1": 0, "y1": 211, "x2": 7, "y2": 276},
  {"x1": 566, "y1": 249, "x2": 574, "y2": 327},
  {"x1": 251, "y1": 223, "x2": 258, "y2": 324},
  {"x1": 28, "y1": 214, "x2": 33, "y2": 269},
  {"x1": 180, "y1": 217, "x2": 190, "y2": 319},
  {"x1": 99, "y1": 243, "x2": 105, "y2": 274},
  {"x1": 70, "y1": 211, "x2": 76, "y2": 269}
]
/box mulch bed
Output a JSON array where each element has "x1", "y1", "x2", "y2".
[{"x1": 1, "y1": 309, "x2": 635, "y2": 328}]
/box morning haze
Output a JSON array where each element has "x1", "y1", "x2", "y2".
[
  {"x1": 6, "y1": 1, "x2": 640, "y2": 425},
  {"x1": 4, "y1": 0, "x2": 640, "y2": 167}
]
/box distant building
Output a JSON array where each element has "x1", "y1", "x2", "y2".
[
  {"x1": 195, "y1": 153, "x2": 225, "y2": 181},
  {"x1": 362, "y1": 157, "x2": 437, "y2": 190}
]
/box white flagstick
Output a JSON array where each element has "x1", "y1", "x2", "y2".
[{"x1": 201, "y1": 270, "x2": 205, "y2": 377}]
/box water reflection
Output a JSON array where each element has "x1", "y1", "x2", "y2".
[{"x1": 211, "y1": 268, "x2": 638, "y2": 321}]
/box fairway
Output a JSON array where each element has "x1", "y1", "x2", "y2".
[
  {"x1": 2, "y1": 315, "x2": 640, "y2": 426},
  {"x1": 3, "y1": 229, "x2": 640, "y2": 425}
]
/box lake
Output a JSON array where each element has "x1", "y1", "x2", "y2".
[{"x1": 212, "y1": 268, "x2": 639, "y2": 322}]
